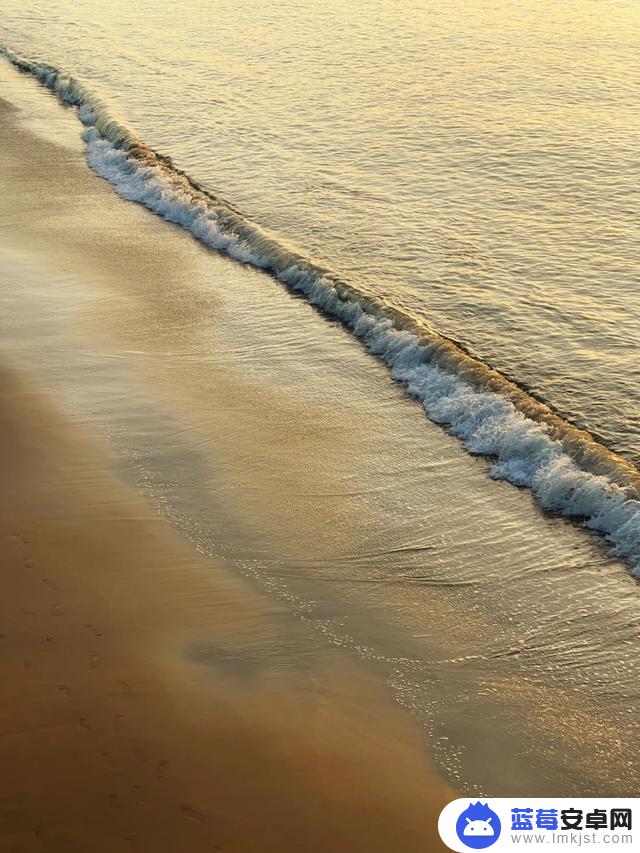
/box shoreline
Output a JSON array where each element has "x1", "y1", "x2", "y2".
[
  {"x1": 4, "y1": 49, "x2": 639, "y2": 569},
  {"x1": 0, "y1": 361, "x2": 452, "y2": 851},
  {"x1": 1, "y1": 64, "x2": 639, "y2": 819}
]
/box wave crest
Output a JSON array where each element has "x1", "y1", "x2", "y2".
[{"x1": 3, "y1": 47, "x2": 639, "y2": 574}]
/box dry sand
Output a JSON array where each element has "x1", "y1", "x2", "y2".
[{"x1": 0, "y1": 362, "x2": 453, "y2": 851}]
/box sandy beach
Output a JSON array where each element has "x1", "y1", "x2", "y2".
[
  {"x1": 0, "y1": 362, "x2": 453, "y2": 851},
  {"x1": 1, "y1": 33, "x2": 639, "y2": 850},
  {"x1": 0, "y1": 93, "x2": 455, "y2": 846}
]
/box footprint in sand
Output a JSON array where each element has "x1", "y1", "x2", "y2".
[
  {"x1": 89, "y1": 654, "x2": 101, "y2": 669},
  {"x1": 181, "y1": 804, "x2": 207, "y2": 825},
  {"x1": 42, "y1": 577, "x2": 59, "y2": 592},
  {"x1": 57, "y1": 685, "x2": 71, "y2": 697},
  {"x1": 155, "y1": 760, "x2": 168, "y2": 778},
  {"x1": 113, "y1": 714, "x2": 125, "y2": 731},
  {"x1": 78, "y1": 718, "x2": 92, "y2": 732}
]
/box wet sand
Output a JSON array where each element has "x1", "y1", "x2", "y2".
[
  {"x1": 0, "y1": 363, "x2": 453, "y2": 851},
  {"x1": 1, "y1": 60, "x2": 639, "y2": 833},
  {"x1": 0, "y1": 80, "x2": 456, "y2": 853}
]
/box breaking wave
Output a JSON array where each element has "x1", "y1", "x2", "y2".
[{"x1": 3, "y1": 47, "x2": 640, "y2": 575}]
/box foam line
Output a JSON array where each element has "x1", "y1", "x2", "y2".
[{"x1": 3, "y1": 48, "x2": 639, "y2": 574}]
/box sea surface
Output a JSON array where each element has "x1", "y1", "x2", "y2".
[
  {"x1": 1, "y1": 0, "x2": 639, "y2": 796},
  {"x1": 1, "y1": 0, "x2": 639, "y2": 463}
]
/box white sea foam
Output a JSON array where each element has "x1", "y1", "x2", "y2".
[{"x1": 3, "y1": 48, "x2": 640, "y2": 574}]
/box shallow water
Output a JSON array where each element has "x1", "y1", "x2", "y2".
[
  {"x1": 1, "y1": 82, "x2": 639, "y2": 797},
  {"x1": 1, "y1": 0, "x2": 639, "y2": 465}
]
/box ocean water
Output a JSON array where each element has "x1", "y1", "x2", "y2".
[
  {"x1": 2, "y1": 0, "x2": 639, "y2": 573},
  {"x1": 1, "y1": 38, "x2": 640, "y2": 797},
  {"x1": 1, "y1": 0, "x2": 639, "y2": 455}
]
